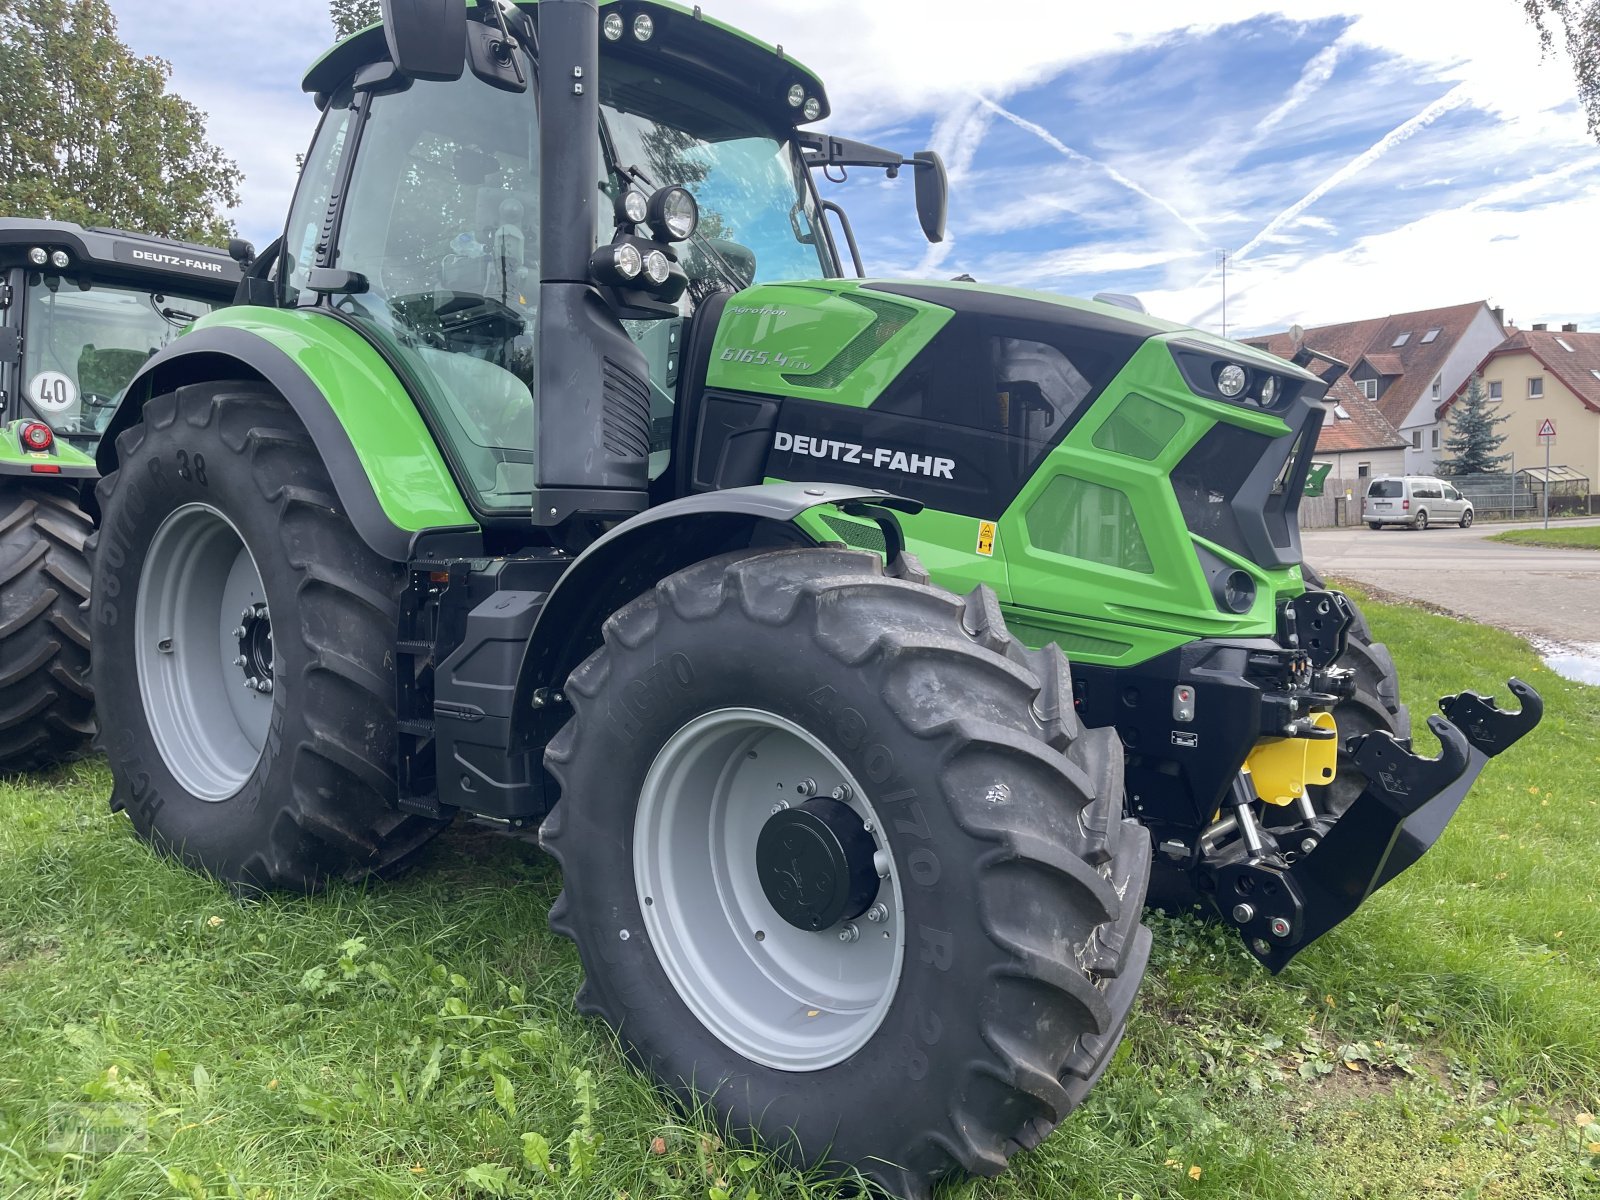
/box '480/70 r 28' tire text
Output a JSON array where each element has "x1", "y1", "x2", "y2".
[{"x1": 541, "y1": 547, "x2": 1152, "y2": 1199}]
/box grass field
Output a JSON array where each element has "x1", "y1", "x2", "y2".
[
  {"x1": 2, "y1": 592, "x2": 1597, "y2": 1200},
  {"x1": 1488, "y1": 525, "x2": 1600, "y2": 550}
]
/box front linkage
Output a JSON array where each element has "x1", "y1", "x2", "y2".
[{"x1": 1211, "y1": 677, "x2": 1542, "y2": 971}]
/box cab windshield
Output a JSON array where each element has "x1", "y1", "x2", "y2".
[
  {"x1": 599, "y1": 56, "x2": 832, "y2": 300},
  {"x1": 20, "y1": 279, "x2": 220, "y2": 444}
]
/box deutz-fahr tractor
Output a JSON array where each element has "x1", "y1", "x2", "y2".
[
  {"x1": 0, "y1": 219, "x2": 238, "y2": 771},
  {"x1": 86, "y1": 3, "x2": 1542, "y2": 1195}
]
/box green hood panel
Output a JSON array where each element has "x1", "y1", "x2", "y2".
[{"x1": 181, "y1": 308, "x2": 475, "y2": 532}]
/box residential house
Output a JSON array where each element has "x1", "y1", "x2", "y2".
[
  {"x1": 1244, "y1": 300, "x2": 1507, "y2": 476},
  {"x1": 1440, "y1": 323, "x2": 1600, "y2": 494}
]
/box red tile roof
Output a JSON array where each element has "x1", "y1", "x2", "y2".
[
  {"x1": 1248, "y1": 301, "x2": 1494, "y2": 430},
  {"x1": 1441, "y1": 328, "x2": 1600, "y2": 417}
]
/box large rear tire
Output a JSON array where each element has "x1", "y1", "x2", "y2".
[
  {"x1": 542, "y1": 548, "x2": 1151, "y2": 1199},
  {"x1": 0, "y1": 482, "x2": 94, "y2": 772},
  {"x1": 88, "y1": 382, "x2": 446, "y2": 890}
]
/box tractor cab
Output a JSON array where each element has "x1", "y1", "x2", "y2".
[{"x1": 0, "y1": 220, "x2": 237, "y2": 456}]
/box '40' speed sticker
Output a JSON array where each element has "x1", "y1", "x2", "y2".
[{"x1": 29, "y1": 371, "x2": 78, "y2": 414}]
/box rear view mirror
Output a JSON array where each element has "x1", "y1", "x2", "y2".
[
  {"x1": 913, "y1": 151, "x2": 948, "y2": 245},
  {"x1": 381, "y1": 0, "x2": 468, "y2": 82}
]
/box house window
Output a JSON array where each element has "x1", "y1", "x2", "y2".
[
  {"x1": 1358, "y1": 461, "x2": 1371, "y2": 478},
  {"x1": 1529, "y1": 377, "x2": 1544, "y2": 398},
  {"x1": 1431, "y1": 376, "x2": 1441, "y2": 400},
  {"x1": 1392, "y1": 332, "x2": 1411, "y2": 347},
  {"x1": 1488, "y1": 380, "x2": 1503, "y2": 400},
  {"x1": 1556, "y1": 337, "x2": 1575, "y2": 352},
  {"x1": 1333, "y1": 405, "x2": 1351, "y2": 420},
  {"x1": 1421, "y1": 328, "x2": 1441, "y2": 344},
  {"x1": 1590, "y1": 369, "x2": 1600, "y2": 382},
  {"x1": 1411, "y1": 429, "x2": 1422, "y2": 448},
  {"x1": 1431, "y1": 428, "x2": 1440, "y2": 449},
  {"x1": 1359, "y1": 378, "x2": 1378, "y2": 400}
]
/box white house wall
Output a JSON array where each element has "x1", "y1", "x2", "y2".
[{"x1": 1398, "y1": 307, "x2": 1507, "y2": 475}]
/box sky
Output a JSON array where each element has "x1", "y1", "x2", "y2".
[{"x1": 110, "y1": 0, "x2": 1600, "y2": 338}]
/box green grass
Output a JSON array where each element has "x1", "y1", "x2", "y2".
[
  {"x1": 2, "y1": 595, "x2": 1598, "y2": 1199},
  {"x1": 1488, "y1": 525, "x2": 1600, "y2": 550}
]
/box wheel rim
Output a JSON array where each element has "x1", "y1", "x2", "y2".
[
  {"x1": 135, "y1": 503, "x2": 273, "y2": 802},
  {"x1": 634, "y1": 708, "x2": 905, "y2": 1072}
]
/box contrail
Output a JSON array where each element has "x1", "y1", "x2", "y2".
[
  {"x1": 1251, "y1": 42, "x2": 1343, "y2": 142},
  {"x1": 973, "y1": 95, "x2": 1210, "y2": 242},
  {"x1": 1232, "y1": 83, "x2": 1472, "y2": 263}
]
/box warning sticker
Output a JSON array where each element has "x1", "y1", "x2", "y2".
[{"x1": 976, "y1": 520, "x2": 997, "y2": 557}]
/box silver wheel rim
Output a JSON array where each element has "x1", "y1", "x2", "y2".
[
  {"x1": 634, "y1": 708, "x2": 905, "y2": 1072},
  {"x1": 135, "y1": 503, "x2": 273, "y2": 802}
]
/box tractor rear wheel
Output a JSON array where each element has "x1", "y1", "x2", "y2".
[
  {"x1": 0, "y1": 482, "x2": 94, "y2": 772},
  {"x1": 542, "y1": 547, "x2": 1151, "y2": 1199},
  {"x1": 88, "y1": 382, "x2": 446, "y2": 890}
]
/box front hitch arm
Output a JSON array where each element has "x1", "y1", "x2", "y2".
[{"x1": 1206, "y1": 678, "x2": 1542, "y2": 973}]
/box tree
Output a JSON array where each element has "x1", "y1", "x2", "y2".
[
  {"x1": 1524, "y1": 1, "x2": 1600, "y2": 141},
  {"x1": 330, "y1": 0, "x2": 381, "y2": 40},
  {"x1": 1439, "y1": 374, "x2": 1511, "y2": 476},
  {"x1": 0, "y1": 0, "x2": 241, "y2": 243}
]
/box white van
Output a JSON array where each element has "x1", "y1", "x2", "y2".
[{"x1": 1364, "y1": 476, "x2": 1474, "y2": 530}]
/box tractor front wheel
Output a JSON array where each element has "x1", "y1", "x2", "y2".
[
  {"x1": 88, "y1": 382, "x2": 446, "y2": 890},
  {"x1": 542, "y1": 548, "x2": 1151, "y2": 1199},
  {"x1": 0, "y1": 482, "x2": 94, "y2": 772}
]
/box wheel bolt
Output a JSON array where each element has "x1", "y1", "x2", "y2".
[
  {"x1": 795, "y1": 778, "x2": 816, "y2": 798},
  {"x1": 234, "y1": 655, "x2": 247, "y2": 667},
  {"x1": 233, "y1": 626, "x2": 246, "y2": 638},
  {"x1": 1269, "y1": 917, "x2": 1292, "y2": 939},
  {"x1": 770, "y1": 801, "x2": 788, "y2": 815},
  {"x1": 1232, "y1": 903, "x2": 1255, "y2": 924},
  {"x1": 1300, "y1": 837, "x2": 1318, "y2": 855},
  {"x1": 259, "y1": 679, "x2": 273, "y2": 694},
  {"x1": 837, "y1": 923, "x2": 860, "y2": 943},
  {"x1": 244, "y1": 679, "x2": 257, "y2": 692},
  {"x1": 865, "y1": 903, "x2": 888, "y2": 923},
  {"x1": 830, "y1": 783, "x2": 852, "y2": 802}
]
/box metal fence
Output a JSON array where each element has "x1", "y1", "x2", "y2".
[{"x1": 1300, "y1": 472, "x2": 1594, "y2": 528}]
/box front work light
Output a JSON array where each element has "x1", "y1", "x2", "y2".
[
  {"x1": 633, "y1": 13, "x2": 654, "y2": 41},
  {"x1": 788, "y1": 84, "x2": 806, "y2": 108},
  {"x1": 803, "y1": 96, "x2": 823, "y2": 122},
  {"x1": 643, "y1": 248, "x2": 671, "y2": 285},
  {"x1": 618, "y1": 189, "x2": 650, "y2": 225},
  {"x1": 647, "y1": 187, "x2": 698, "y2": 242},
  {"x1": 1217, "y1": 364, "x2": 1248, "y2": 398},
  {"x1": 1258, "y1": 375, "x2": 1279, "y2": 406},
  {"x1": 603, "y1": 11, "x2": 624, "y2": 40},
  {"x1": 27, "y1": 247, "x2": 47, "y2": 267},
  {"x1": 49, "y1": 250, "x2": 70, "y2": 269},
  {"x1": 590, "y1": 241, "x2": 644, "y2": 287}
]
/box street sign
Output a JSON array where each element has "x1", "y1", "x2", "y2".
[{"x1": 1538, "y1": 418, "x2": 1557, "y2": 438}]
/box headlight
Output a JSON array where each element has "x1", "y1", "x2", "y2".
[
  {"x1": 602, "y1": 12, "x2": 624, "y2": 40},
  {"x1": 643, "y1": 249, "x2": 671, "y2": 286},
  {"x1": 590, "y1": 241, "x2": 644, "y2": 287},
  {"x1": 787, "y1": 84, "x2": 806, "y2": 108},
  {"x1": 1216, "y1": 363, "x2": 1248, "y2": 398},
  {"x1": 803, "y1": 96, "x2": 823, "y2": 122},
  {"x1": 647, "y1": 186, "x2": 698, "y2": 242},
  {"x1": 618, "y1": 189, "x2": 649, "y2": 225},
  {"x1": 1258, "y1": 375, "x2": 1279, "y2": 406},
  {"x1": 49, "y1": 250, "x2": 70, "y2": 269},
  {"x1": 633, "y1": 13, "x2": 654, "y2": 41},
  {"x1": 613, "y1": 243, "x2": 644, "y2": 280},
  {"x1": 27, "y1": 247, "x2": 47, "y2": 267}
]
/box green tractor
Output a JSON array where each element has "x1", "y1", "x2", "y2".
[
  {"x1": 86, "y1": 2, "x2": 1541, "y2": 1195},
  {"x1": 0, "y1": 219, "x2": 238, "y2": 771}
]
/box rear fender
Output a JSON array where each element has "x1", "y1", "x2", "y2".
[
  {"x1": 98, "y1": 308, "x2": 477, "y2": 562},
  {"x1": 507, "y1": 483, "x2": 920, "y2": 753}
]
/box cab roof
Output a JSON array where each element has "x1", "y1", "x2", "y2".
[
  {"x1": 302, "y1": 1, "x2": 830, "y2": 126},
  {"x1": 0, "y1": 218, "x2": 240, "y2": 296}
]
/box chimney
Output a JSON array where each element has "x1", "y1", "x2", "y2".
[
  {"x1": 1492, "y1": 305, "x2": 1505, "y2": 326},
  {"x1": 1532, "y1": 323, "x2": 1548, "y2": 331},
  {"x1": 1562, "y1": 323, "x2": 1579, "y2": 333}
]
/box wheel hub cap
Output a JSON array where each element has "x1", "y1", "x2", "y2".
[{"x1": 757, "y1": 798, "x2": 880, "y2": 931}]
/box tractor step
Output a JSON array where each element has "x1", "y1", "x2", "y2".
[{"x1": 1205, "y1": 678, "x2": 1542, "y2": 972}]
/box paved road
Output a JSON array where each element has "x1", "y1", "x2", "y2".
[{"x1": 1302, "y1": 518, "x2": 1600, "y2": 645}]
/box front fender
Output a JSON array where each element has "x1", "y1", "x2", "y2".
[
  {"x1": 99, "y1": 307, "x2": 477, "y2": 562},
  {"x1": 507, "y1": 483, "x2": 920, "y2": 752}
]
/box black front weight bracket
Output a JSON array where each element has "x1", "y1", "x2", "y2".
[{"x1": 1206, "y1": 678, "x2": 1543, "y2": 973}]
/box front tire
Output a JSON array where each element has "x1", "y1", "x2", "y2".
[
  {"x1": 0, "y1": 483, "x2": 94, "y2": 772},
  {"x1": 1367, "y1": 521, "x2": 1382, "y2": 531},
  {"x1": 89, "y1": 382, "x2": 446, "y2": 890},
  {"x1": 542, "y1": 548, "x2": 1151, "y2": 1199},
  {"x1": 1460, "y1": 509, "x2": 1474, "y2": 528},
  {"x1": 1413, "y1": 509, "x2": 1429, "y2": 530}
]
